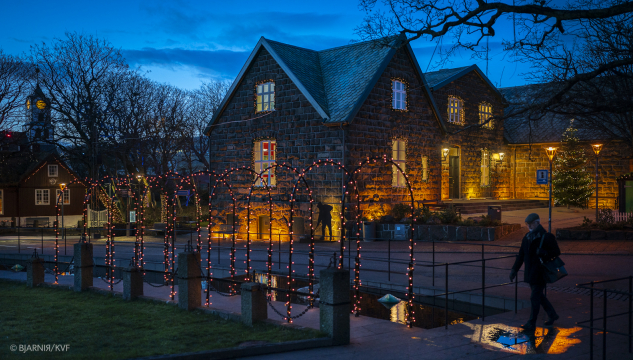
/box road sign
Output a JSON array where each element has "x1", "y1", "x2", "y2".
[
  {"x1": 536, "y1": 170, "x2": 548, "y2": 184},
  {"x1": 176, "y1": 190, "x2": 190, "y2": 196},
  {"x1": 129, "y1": 210, "x2": 136, "y2": 223}
]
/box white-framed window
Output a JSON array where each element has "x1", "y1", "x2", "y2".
[
  {"x1": 48, "y1": 164, "x2": 58, "y2": 177},
  {"x1": 481, "y1": 150, "x2": 490, "y2": 187},
  {"x1": 55, "y1": 189, "x2": 70, "y2": 205},
  {"x1": 35, "y1": 189, "x2": 50, "y2": 205},
  {"x1": 479, "y1": 102, "x2": 493, "y2": 129},
  {"x1": 0, "y1": 189, "x2": 3, "y2": 215},
  {"x1": 392, "y1": 139, "x2": 406, "y2": 187},
  {"x1": 254, "y1": 140, "x2": 276, "y2": 187},
  {"x1": 392, "y1": 80, "x2": 407, "y2": 110},
  {"x1": 448, "y1": 97, "x2": 464, "y2": 124},
  {"x1": 256, "y1": 82, "x2": 275, "y2": 112},
  {"x1": 421, "y1": 156, "x2": 429, "y2": 181}
]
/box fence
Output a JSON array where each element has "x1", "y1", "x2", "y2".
[{"x1": 576, "y1": 277, "x2": 632, "y2": 360}]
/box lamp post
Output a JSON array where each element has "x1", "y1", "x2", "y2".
[
  {"x1": 59, "y1": 183, "x2": 67, "y2": 255},
  {"x1": 495, "y1": 152, "x2": 505, "y2": 199},
  {"x1": 591, "y1": 144, "x2": 603, "y2": 220},
  {"x1": 545, "y1": 147, "x2": 557, "y2": 233}
]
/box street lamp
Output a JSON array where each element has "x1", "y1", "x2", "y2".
[
  {"x1": 59, "y1": 183, "x2": 67, "y2": 255},
  {"x1": 591, "y1": 144, "x2": 603, "y2": 220},
  {"x1": 545, "y1": 147, "x2": 557, "y2": 232}
]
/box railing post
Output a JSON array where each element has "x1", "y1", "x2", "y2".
[
  {"x1": 17, "y1": 223, "x2": 20, "y2": 254},
  {"x1": 629, "y1": 276, "x2": 633, "y2": 353},
  {"x1": 432, "y1": 239, "x2": 435, "y2": 287},
  {"x1": 482, "y1": 259, "x2": 486, "y2": 322},
  {"x1": 445, "y1": 263, "x2": 448, "y2": 329},
  {"x1": 388, "y1": 237, "x2": 391, "y2": 282},
  {"x1": 41, "y1": 228, "x2": 44, "y2": 255},
  {"x1": 278, "y1": 233, "x2": 281, "y2": 270},
  {"x1": 603, "y1": 289, "x2": 607, "y2": 360},
  {"x1": 514, "y1": 273, "x2": 518, "y2": 314},
  {"x1": 590, "y1": 282, "x2": 594, "y2": 360}
]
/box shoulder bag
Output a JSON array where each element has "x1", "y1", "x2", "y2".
[{"x1": 539, "y1": 234, "x2": 568, "y2": 283}]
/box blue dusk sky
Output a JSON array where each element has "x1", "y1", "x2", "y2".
[{"x1": 0, "y1": 0, "x2": 528, "y2": 90}]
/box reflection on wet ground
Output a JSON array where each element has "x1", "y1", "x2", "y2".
[{"x1": 466, "y1": 323, "x2": 582, "y2": 355}]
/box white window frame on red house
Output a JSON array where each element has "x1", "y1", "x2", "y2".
[
  {"x1": 48, "y1": 164, "x2": 58, "y2": 177},
  {"x1": 392, "y1": 80, "x2": 407, "y2": 110},
  {"x1": 392, "y1": 139, "x2": 407, "y2": 187},
  {"x1": 256, "y1": 82, "x2": 275, "y2": 112},
  {"x1": 254, "y1": 140, "x2": 276, "y2": 187},
  {"x1": 55, "y1": 189, "x2": 70, "y2": 205},
  {"x1": 35, "y1": 189, "x2": 50, "y2": 205}
]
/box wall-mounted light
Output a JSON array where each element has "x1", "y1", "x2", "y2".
[
  {"x1": 499, "y1": 152, "x2": 505, "y2": 161},
  {"x1": 442, "y1": 148, "x2": 450, "y2": 160}
]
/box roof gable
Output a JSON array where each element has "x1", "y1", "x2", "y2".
[{"x1": 425, "y1": 65, "x2": 503, "y2": 100}]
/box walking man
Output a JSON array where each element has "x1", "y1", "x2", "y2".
[
  {"x1": 510, "y1": 213, "x2": 561, "y2": 330},
  {"x1": 315, "y1": 202, "x2": 333, "y2": 241}
]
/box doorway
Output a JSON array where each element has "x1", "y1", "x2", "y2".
[
  {"x1": 448, "y1": 152, "x2": 460, "y2": 199},
  {"x1": 258, "y1": 215, "x2": 270, "y2": 240}
]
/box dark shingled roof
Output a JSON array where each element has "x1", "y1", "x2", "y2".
[
  {"x1": 205, "y1": 35, "x2": 447, "y2": 133},
  {"x1": 424, "y1": 67, "x2": 470, "y2": 89},
  {"x1": 500, "y1": 83, "x2": 612, "y2": 144}
]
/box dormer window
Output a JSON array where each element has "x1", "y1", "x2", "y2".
[
  {"x1": 479, "y1": 102, "x2": 493, "y2": 129},
  {"x1": 48, "y1": 165, "x2": 58, "y2": 177},
  {"x1": 448, "y1": 97, "x2": 464, "y2": 124},
  {"x1": 392, "y1": 80, "x2": 407, "y2": 110},
  {"x1": 256, "y1": 82, "x2": 275, "y2": 112}
]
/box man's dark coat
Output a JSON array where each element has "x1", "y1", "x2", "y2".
[{"x1": 511, "y1": 224, "x2": 561, "y2": 285}]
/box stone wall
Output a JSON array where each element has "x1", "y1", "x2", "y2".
[
  {"x1": 207, "y1": 47, "x2": 344, "y2": 239},
  {"x1": 431, "y1": 71, "x2": 508, "y2": 200},
  {"x1": 509, "y1": 142, "x2": 632, "y2": 209}
]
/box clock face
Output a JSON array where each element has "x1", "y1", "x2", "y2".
[
  {"x1": 26, "y1": 99, "x2": 30, "y2": 110},
  {"x1": 36, "y1": 100, "x2": 46, "y2": 110}
]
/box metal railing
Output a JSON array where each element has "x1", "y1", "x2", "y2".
[{"x1": 576, "y1": 276, "x2": 633, "y2": 360}]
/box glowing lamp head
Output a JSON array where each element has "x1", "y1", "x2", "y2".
[
  {"x1": 545, "y1": 147, "x2": 557, "y2": 161},
  {"x1": 591, "y1": 144, "x2": 603, "y2": 156},
  {"x1": 442, "y1": 148, "x2": 450, "y2": 159},
  {"x1": 499, "y1": 152, "x2": 505, "y2": 161},
  {"x1": 59, "y1": 183, "x2": 67, "y2": 190}
]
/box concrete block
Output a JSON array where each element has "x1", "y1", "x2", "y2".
[
  {"x1": 123, "y1": 267, "x2": 143, "y2": 300},
  {"x1": 241, "y1": 282, "x2": 268, "y2": 326},
  {"x1": 177, "y1": 251, "x2": 202, "y2": 311},
  {"x1": 27, "y1": 258, "x2": 44, "y2": 287},
  {"x1": 73, "y1": 242, "x2": 93, "y2": 292},
  {"x1": 319, "y1": 268, "x2": 350, "y2": 345}
]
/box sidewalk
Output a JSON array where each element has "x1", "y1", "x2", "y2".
[{"x1": 1, "y1": 270, "x2": 630, "y2": 359}]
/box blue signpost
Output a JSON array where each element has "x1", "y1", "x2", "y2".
[{"x1": 536, "y1": 170, "x2": 548, "y2": 185}]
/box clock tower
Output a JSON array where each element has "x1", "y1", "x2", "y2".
[{"x1": 23, "y1": 84, "x2": 54, "y2": 147}]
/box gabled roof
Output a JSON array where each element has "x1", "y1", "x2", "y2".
[
  {"x1": 205, "y1": 36, "x2": 446, "y2": 134},
  {"x1": 500, "y1": 83, "x2": 612, "y2": 144},
  {"x1": 424, "y1": 65, "x2": 504, "y2": 100}
]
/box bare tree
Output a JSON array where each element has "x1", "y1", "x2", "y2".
[
  {"x1": 0, "y1": 50, "x2": 32, "y2": 129},
  {"x1": 29, "y1": 32, "x2": 131, "y2": 178},
  {"x1": 357, "y1": 0, "x2": 633, "y2": 122}
]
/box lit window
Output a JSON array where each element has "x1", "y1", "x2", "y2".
[
  {"x1": 421, "y1": 156, "x2": 428, "y2": 181},
  {"x1": 481, "y1": 150, "x2": 490, "y2": 186},
  {"x1": 55, "y1": 189, "x2": 70, "y2": 205},
  {"x1": 0, "y1": 189, "x2": 3, "y2": 215},
  {"x1": 392, "y1": 80, "x2": 406, "y2": 110},
  {"x1": 256, "y1": 82, "x2": 275, "y2": 112},
  {"x1": 254, "y1": 140, "x2": 276, "y2": 186},
  {"x1": 35, "y1": 189, "x2": 50, "y2": 205},
  {"x1": 392, "y1": 140, "x2": 406, "y2": 187},
  {"x1": 48, "y1": 165, "x2": 58, "y2": 177},
  {"x1": 479, "y1": 103, "x2": 493, "y2": 128},
  {"x1": 448, "y1": 97, "x2": 463, "y2": 124}
]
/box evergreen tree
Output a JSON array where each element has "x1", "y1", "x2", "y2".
[{"x1": 553, "y1": 127, "x2": 594, "y2": 208}]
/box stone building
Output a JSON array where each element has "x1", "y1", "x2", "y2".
[{"x1": 204, "y1": 36, "x2": 509, "y2": 239}]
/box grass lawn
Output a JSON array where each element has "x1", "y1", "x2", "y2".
[{"x1": 0, "y1": 280, "x2": 324, "y2": 360}]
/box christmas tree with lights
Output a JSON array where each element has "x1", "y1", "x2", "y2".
[{"x1": 553, "y1": 127, "x2": 594, "y2": 208}]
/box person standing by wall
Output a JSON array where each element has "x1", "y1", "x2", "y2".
[{"x1": 510, "y1": 213, "x2": 561, "y2": 330}]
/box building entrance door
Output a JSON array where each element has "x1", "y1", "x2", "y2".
[
  {"x1": 449, "y1": 156, "x2": 460, "y2": 199},
  {"x1": 258, "y1": 215, "x2": 270, "y2": 240}
]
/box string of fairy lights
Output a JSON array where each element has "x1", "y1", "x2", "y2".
[{"x1": 51, "y1": 153, "x2": 419, "y2": 326}]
